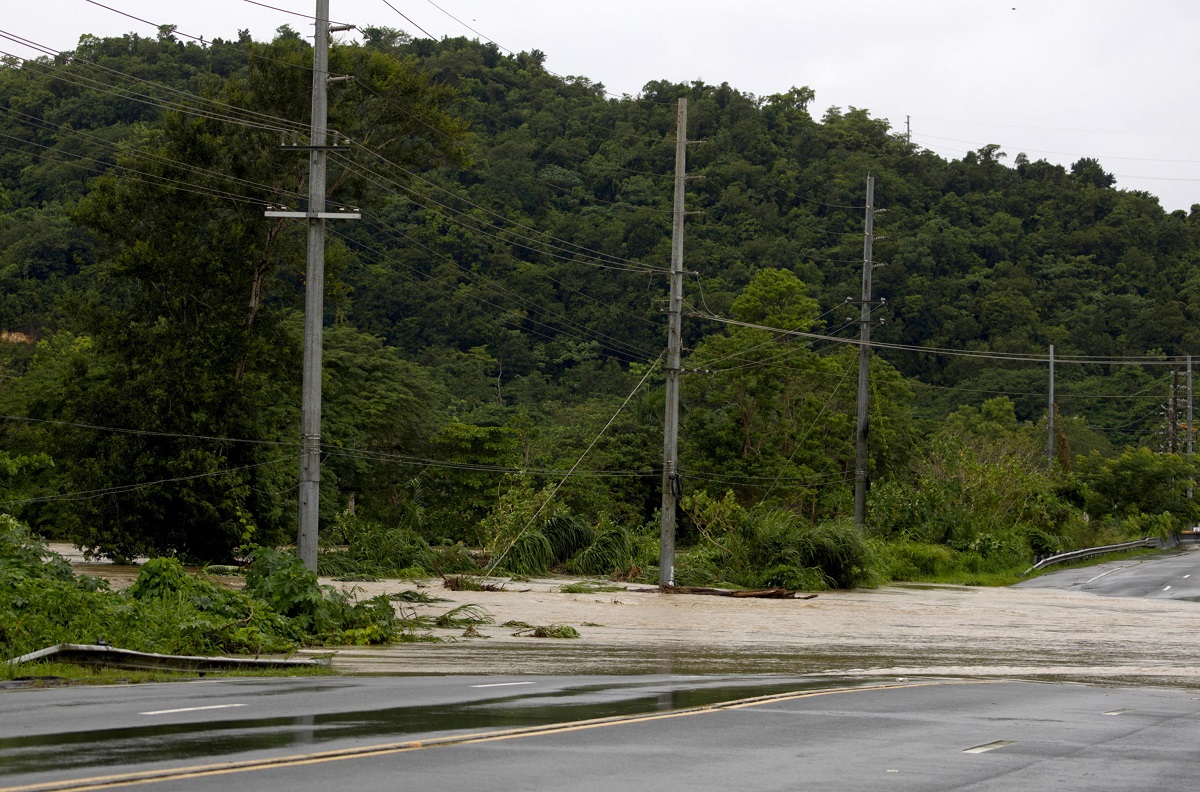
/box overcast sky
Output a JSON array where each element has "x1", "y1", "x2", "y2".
[{"x1": 5, "y1": 0, "x2": 1200, "y2": 211}]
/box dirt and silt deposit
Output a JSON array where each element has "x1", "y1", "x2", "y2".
[{"x1": 53, "y1": 544, "x2": 1200, "y2": 687}]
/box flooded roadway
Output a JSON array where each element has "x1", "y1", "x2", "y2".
[
  {"x1": 0, "y1": 675, "x2": 876, "y2": 786},
  {"x1": 3, "y1": 676, "x2": 1199, "y2": 792}
]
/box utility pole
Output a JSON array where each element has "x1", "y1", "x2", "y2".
[
  {"x1": 659, "y1": 97, "x2": 688, "y2": 589},
  {"x1": 1047, "y1": 344, "x2": 1055, "y2": 463},
  {"x1": 1189, "y1": 357, "x2": 1194, "y2": 500},
  {"x1": 265, "y1": 0, "x2": 358, "y2": 571},
  {"x1": 905, "y1": 115, "x2": 911, "y2": 145},
  {"x1": 853, "y1": 175, "x2": 875, "y2": 528},
  {"x1": 1168, "y1": 368, "x2": 1180, "y2": 454}
]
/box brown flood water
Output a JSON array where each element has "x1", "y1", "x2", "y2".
[
  {"x1": 54, "y1": 544, "x2": 1200, "y2": 686},
  {"x1": 312, "y1": 577, "x2": 1200, "y2": 687}
]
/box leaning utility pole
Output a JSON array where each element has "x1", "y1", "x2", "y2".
[
  {"x1": 1047, "y1": 344, "x2": 1055, "y2": 462},
  {"x1": 659, "y1": 97, "x2": 688, "y2": 589},
  {"x1": 265, "y1": 0, "x2": 358, "y2": 571},
  {"x1": 853, "y1": 175, "x2": 875, "y2": 528}
]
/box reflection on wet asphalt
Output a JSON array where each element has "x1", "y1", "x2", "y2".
[{"x1": 0, "y1": 677, "x2": 872, "y2": 775}]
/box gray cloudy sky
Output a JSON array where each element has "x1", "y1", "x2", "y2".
[{"x1": 6, "y1": 0, "x2": 1200, "y2": 210}]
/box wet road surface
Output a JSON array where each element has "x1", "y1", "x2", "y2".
[
  {"x1": 1015, "y1": 546, "x2": 1200, "y2": 600},
  {"x1": 3, "y1": 676, "x2": 1200, "y2": 791}
]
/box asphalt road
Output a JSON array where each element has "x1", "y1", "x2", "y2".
[
  {"x1": 1015, "y1": 546, "x2": 1200, "y2": 600},
  {"x1": 3, "y1": 675, "x2": 1200, "y2": 791}
]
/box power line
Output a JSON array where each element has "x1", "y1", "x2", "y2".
[
  {"x1": 0, "y1": 31, "x2": 309, "y2": 134},
  {"x1": 484, "y1": 353, "x2": 663, "y2": 576},
  {"x1": 0, "y1": 414, "x2": 295, "y2": 446},
  {"x1": 81, "y1": 0, "x2": 207, "y2": 43},
  {"x1": 4, "y1": 108, "x2": 314, "y2": 204},
  {"x1": 910, "y1": 373, "x2": 1172, "y2": 401},
  {"x1": 0, "y1": 458, "x2": 292, "y2": 507},
  {"x1": 378, "y1": 0, "x2": 675, "y2": 122},
  {"x1": 0, "y1": 137, "x2": 283, "y2": 209},
  {"x1": 337, "y1": 149, "x2": 666, "y2": 272},
  {"x1": 243, "y1": 0, "x2": 356, "y2": 27},
  {"x1": 336, "y1": 217, "x2": 661, "y2": 362},
  {"x1": 692, "y1": 313, "x2": 1200, "y2": 366}
]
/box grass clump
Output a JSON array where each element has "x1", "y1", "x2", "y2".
[
  {"x1": 433, "y1": 604, "x2": 493, "y2": 629},
  {"x1": 443, "y1": 575, "x2": 505, "y2": 591},
  {"x1": 389, "y1": 590, "x2": 448, "y2": 603},
  {"x1": 511, "y1": 624, "x2": 580, "y2": 639}
]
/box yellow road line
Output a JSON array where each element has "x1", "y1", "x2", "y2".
[{"x1": 1, "y1": 679, "x2": 993, "y2": 792}]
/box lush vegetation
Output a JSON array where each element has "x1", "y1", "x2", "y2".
[
  {"x1": 2, "y1": 27, "x2": 1199, "y2": 595},
  {"x1": 0, "y1": 515, "x2": 424, "y2": 667}
]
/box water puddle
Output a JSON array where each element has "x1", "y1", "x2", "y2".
[{"x1": 0, "y1": 676, "x2": 873, "y2": 775}]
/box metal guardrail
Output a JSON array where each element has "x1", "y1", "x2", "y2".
[
  {"x1": 1022, "y1": 538, "x2": 1160, "y2": 576},
  {"x1": 5, "y1": 643, "x2": 331, "y2": 671}
]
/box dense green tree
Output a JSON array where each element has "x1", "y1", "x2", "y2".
[{"x1": 4, "y1": 28, "x2": 1200, "y2": 562}]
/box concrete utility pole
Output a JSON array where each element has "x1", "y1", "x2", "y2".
[
  {"x1": 659, "y1": 97, "x2": 688, "y2": 589},
  {"x1": 1168, "y1": 368, "x2": 1180, "y2": 454},
  {"x1": 853, "y1": 175, "x2": 875, "y2": 528},
  {"x1": 265, "y1": 0, "x2": 358, "y2": 571},
  {"x1": 1047, "y1": 344, "x2": 1055, "y2": 463},
  {"x1": 1189, "y1": 356, "x2": 1194, "y2": 500}
]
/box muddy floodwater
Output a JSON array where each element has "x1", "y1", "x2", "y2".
[
  {"x1": 311, "y1": 574, "x2": 1200, "y2": 687},
  {"x1": 53, "y1": 544, "x2": 1200, "y2": 687}
]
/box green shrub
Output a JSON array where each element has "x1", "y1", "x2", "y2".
[
  {"x1": 882, "y1": 540, "x2": 958, "y2": 580},
  {"x1": 1, "y1": 522, "x2": 421, "y2": 664},
  {"x1": 129, "y1": 557, "x2": 192, "y2": 600}
]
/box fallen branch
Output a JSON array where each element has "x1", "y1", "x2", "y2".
[{"x1": 631, "y1": 586, "x2": 817, "y2": 599}]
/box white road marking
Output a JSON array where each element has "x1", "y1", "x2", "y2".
[
  {"x1": 1085, "y1": 567, "x2": 1126, "y2": 584},
  {"x1": 1164, "y1": 585, "x2": 1172, "y2": 591},
  {"x1": 140, "y1": 704, "x2": 247, "y2": 716},
  {"x1": 470, "y1": 682, "x2": 536, "y2": 688},
  {"x1": 963, "y1": 740, "x2": 1016, "y2": 754},
  {"x1": 1104, "y1": 708, "x2": 1134, "y2": 715},
  {"x1": 1185, "y1": 575, "x2": 1191, "y2": 579}
]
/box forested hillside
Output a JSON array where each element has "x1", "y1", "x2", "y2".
[{"x1": 2, "y1": 27, "x2": 1198, "y2": 584}]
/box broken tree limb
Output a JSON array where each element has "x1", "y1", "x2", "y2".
[{"x1": 630, "y1": 586, "x2": 817, "y2": 599}]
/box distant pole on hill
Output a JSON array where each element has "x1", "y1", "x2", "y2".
[
  {"x1": 660, "y1": 98, "x2": 689, "y2": 589},
  {"x1": 265, "y1": 0, "x2": 359, "y2": 570},
  {"x1": 853, "y1": 175, "x2": 875, "y2": 528}
]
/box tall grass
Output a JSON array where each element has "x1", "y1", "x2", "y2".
[{"x1": 676, "y1": 493, "x2": 882, "y2": 590}]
